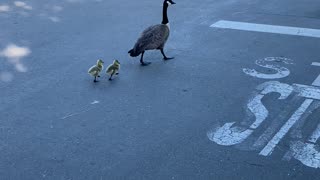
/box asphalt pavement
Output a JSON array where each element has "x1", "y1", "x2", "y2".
[{"x1": 1, "y1": 0, "x2": 320, "y2": 179}]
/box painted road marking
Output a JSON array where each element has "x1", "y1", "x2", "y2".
[
  {"x1": 208, "y1": 81, "x2": 292, "y2": 146},
  {"x1": 209, "y1": 57, "x2": 320, "y2": 168},
  {"x1": 312, "y1": 62, "x2": 320, "y2": 67},
  {"x1": 243, "y1": 57, "x2": 293, "y2": 79},
  {"x1": 210, "y1": 20, "x2": 320, "y2": 38},
  {"x1": 293, "y1": 84, "x2": 320, "y2": 100},
  {"x1": 308, "y1": 123, "x2": 320, "y2": 143},
  {"x1": 289, "y1": 102, "x2": 320, "y2": 168},
  {"x1": 91, "y1": 100, "x2": 100, "y2": 105},
  {"x1": 312, "y1": 75, "x2": 320, "y2": 86},
  {"x1": 311, "y1": 62, "x2": 320, "y2": 86},
  {"x1": 259, "y1": 99, "x2": 313, "y2": 156},
  {"x1": 291, "y1": 141, "x2": 320, "y2": 168}
]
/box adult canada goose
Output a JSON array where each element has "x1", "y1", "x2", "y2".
[
  {"x1": 88, "y1": 59, "x2": 104, "y2": 82},
  {"x1": 106, "y1": 60, "x2": 120, "y2": 81},
  {"x1": 128, "y1": 0, "x2": 176, "y2": 66}
]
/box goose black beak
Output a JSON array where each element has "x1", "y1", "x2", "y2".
[{"x1": 172, "y1": 1, "x2": 176, "y2": 4}]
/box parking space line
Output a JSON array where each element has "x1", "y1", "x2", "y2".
[
  {"x1": 311, "y1": 62, "x2": 320, "y2": 67},
  {"x1": 210, "y1": 20, "x2": 320, "y2": 38},
  {"x1": 311, "y1": 62, "x2": 320, "y2": 86},
  {"x1": 312, "y1": 76, "x2": 320, "y2": 86}
]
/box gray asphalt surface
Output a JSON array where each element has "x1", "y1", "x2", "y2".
[{"x1": 1, "y1": 0, "x2": 320, "y2": 179}]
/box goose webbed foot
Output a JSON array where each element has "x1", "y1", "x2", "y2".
[
  {"x1": 160, "y1": 49, "x2": 173, "y2": 61},
  {"x1": 140, "y1": 62, "x2": 151, "y2": 66},
  {"x1": 163, "y1": 57, "x2": 174, "y2": 61},
  {"x1": 94, "y1": 80, "x2": 98, "y2": 83},
  {"x1": 139, "y1": 51, "x2": 150, "y2": 66},
  {"x1": 109, "y1": 78, "x2": 112, "y2": 81}
]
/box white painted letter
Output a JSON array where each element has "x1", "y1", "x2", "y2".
[
  {"x1": 243, "y1": 57, "x2": 293, "y2": 79},
  {"x1": 291, "y1": 122, "x2": 320, "y2": 168},
  {"x1": 208, "y1": 81, "x2": 293, "y2": 146}
]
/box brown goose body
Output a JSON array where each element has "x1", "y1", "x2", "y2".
[
  {"x1": 128, "y1": 0, "x2": 175, "y2": 66},
  {"x1": 129, "y1": 24, "x2": 170, "y2": 57}
]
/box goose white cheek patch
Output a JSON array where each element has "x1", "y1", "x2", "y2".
[{"x1": 166, "y1": 23, "x2": 170, "y2": 29}]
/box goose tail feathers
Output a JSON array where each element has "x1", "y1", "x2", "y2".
[{"x1": 128, "y1": 49, "x2": 140, "y2": 57}]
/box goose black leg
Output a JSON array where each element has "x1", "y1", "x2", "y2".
[
  {"x1": 161, "y1": 48, "x2": 174, "y2": 60},
  {"x1": 94, "y1": 76, "x2": 98, "y2": 82},
  {"x1": 140, "y1": 51, "x2": 151, "y2": 66}
]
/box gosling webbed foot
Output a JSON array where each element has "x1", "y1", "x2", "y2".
[{"x1": 93, "y1": 76, "x2": 98, "y2": 82}]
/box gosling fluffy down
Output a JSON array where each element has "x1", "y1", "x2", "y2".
[
  {"x1": 88, "y1": 59, "x2": 104, "y2": 82},
  {"x1": 106, "y1": 60, "x2": 120, "y2": 81}
]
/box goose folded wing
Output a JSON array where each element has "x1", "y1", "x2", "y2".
[{"x1": 136, "y1": 25, "x2": 169, "y2": 50}]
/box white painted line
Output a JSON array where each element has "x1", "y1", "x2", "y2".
[
  {"x1": 311, "y1": 62, "x2": 320, "y2": 67},
  {"x1": 259, "y1": 99, "x2": 313, "y2": 156},
  {"x1": 293, "y1": 84, "x2": 320, "y2": 100},
  {"x1": 91, "y1": 100, "x2": 100, "y2": 105},
  {"x1": 312, "y1": 75, "x2": 320, "y2": 87},
  {"x1": 311, "y1": 62, "x2": 320, "y2": 86},
  {"x1": 210, "y1": 20, "x2": 320, "y2": 38}
]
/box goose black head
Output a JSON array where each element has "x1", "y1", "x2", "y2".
[{"x1": 165, "y1": 0, "x2": 176, "y2": 6}]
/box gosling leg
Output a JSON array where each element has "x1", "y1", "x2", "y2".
[
  {"x1": 160, "y1": 48, "x2": 174, "y2": 60},
  {"x1": 109, "y1": 71, "x2": 115, "y2": 81},
  {"x1": 140, "y1": 51, "x2": 151, "y2": 66},
  {"x1": 94, "y1": 76, "x2": 98, "y2": 83}
]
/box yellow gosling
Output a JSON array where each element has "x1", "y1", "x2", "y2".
[
  {"x1": 88, "y1": 59, "x2": 104, "y2": 82},
  {"x1": 106, "y1": 60, "x2": 120, "y2": 81}
]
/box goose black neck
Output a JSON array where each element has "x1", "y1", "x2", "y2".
[{"x1": 161, "y1": 3, "x2": 169, "y2": 25}]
